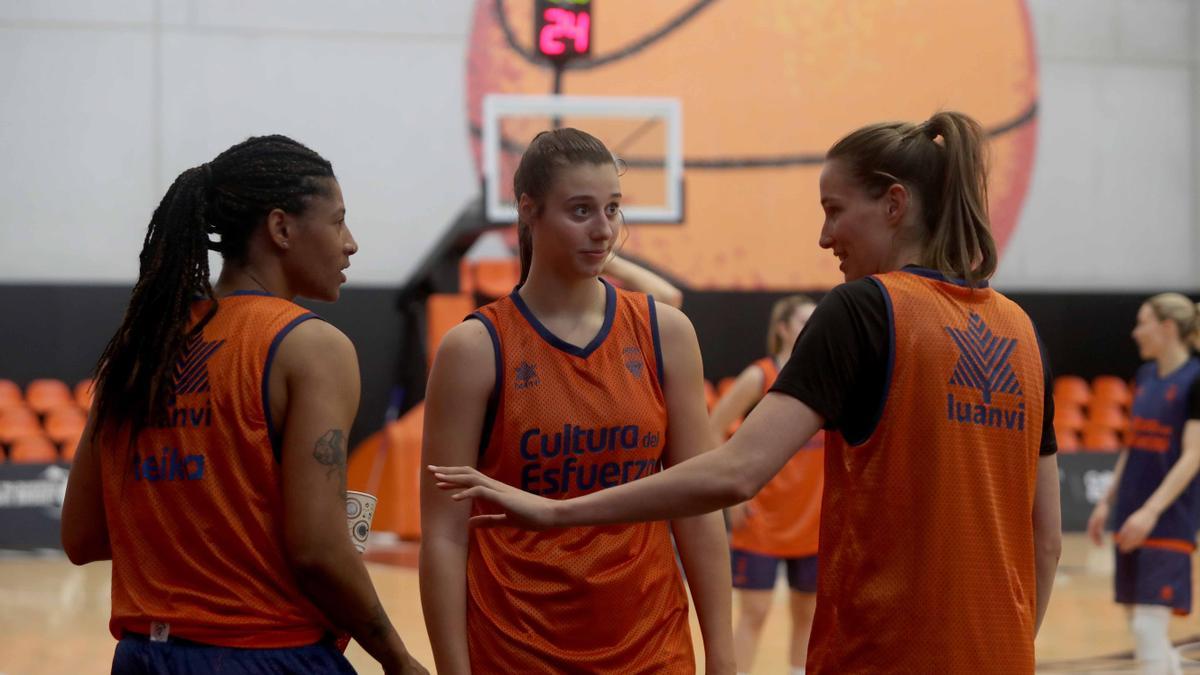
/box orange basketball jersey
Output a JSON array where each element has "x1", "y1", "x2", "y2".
[
  {"x1": 806, "y1": 271, "x2": 1045, "y2": 674},
  {"x1": 101, "y1": 291, "x2": 329, "y2": 648},
  {"x1": 467, "y1": 280, "x2": 694, "y2": 673},
  {"x1": 730, "y1": 357, "x2": 824, "y2": 558}
]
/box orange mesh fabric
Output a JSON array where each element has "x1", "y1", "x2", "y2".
[
  {"x1": 807, "y1": 271, "x2": 1044, "y2": 674},
  {"x1": 467, "y1": 282, "x2": 693, "y2": 673},
  {"x1": 730, "y1": 357, "x2": 824, "y2": 558},
  {"x1": 101, "y1": 294, "x2": 328, "y2": 648}
]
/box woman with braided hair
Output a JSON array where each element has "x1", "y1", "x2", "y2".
[{"x1": 62, "y1": 135, "x2": 427, "y2": 674}]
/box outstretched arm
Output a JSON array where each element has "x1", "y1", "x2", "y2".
[{"x1": 432, "y1": 391, "x2": 822, "y2": 529}]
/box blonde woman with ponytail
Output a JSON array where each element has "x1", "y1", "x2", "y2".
[
  {"x1": 1088, "y1": 293, "x2": 1200, "y2": 675},
  {"x1": 433, "y1": 112, "x2": 1061, "y2": 674}
]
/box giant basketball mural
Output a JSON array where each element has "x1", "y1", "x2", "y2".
[{"x1": 466, "y1": 0, "x2": 1038, "y2": 289}]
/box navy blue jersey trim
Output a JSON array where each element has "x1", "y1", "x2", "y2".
[
  {"x1": 264, "y1": 313, "x2": 321, "y2": 463},
  {"x1": 467, "y1": 312, "x2": 502, "y2": 459},
  {"x1": 227, "y1": 290, "x2": 275, "y2": 297},
  {"x1": 848, "y1": 277, "x2": 895, "y2": 446},
  {"x1": 509, "y1": 279, "x2": 617, "y2": 358},
  {"x1": 647, "y1": 295, "x2": 666, "y2": 385},
  {"x1": 901, "y1": 265, "x2": 990, "y2": 289}
]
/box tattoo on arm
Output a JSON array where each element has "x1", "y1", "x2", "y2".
[{"x1": 313, "y1": 429, "x2": 347, "y2": 490}]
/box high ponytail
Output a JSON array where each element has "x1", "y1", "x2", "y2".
[
  {"x1": 826, "y1": 110, "x2": 996, "y2": 286},
  {"x1": 921, "y1": 112, "x2": 996, "y2": 284},
  {"x1": 93, "y1": 135, "x2": 334, "y2": 441}
]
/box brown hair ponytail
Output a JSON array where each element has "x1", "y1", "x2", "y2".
[{"x1": 826, "y1": 110, "x2": 996, "y2": 286}]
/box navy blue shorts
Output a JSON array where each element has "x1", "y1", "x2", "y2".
[
  {"x1": 1115, "y1": 545, "x2": 1192, "y2": 614},
  {"x1": 111, "y1": 633, "x2": 357, "y2": 674},
  {"x1": 730, "y1": 548, "x2": 818, "y2": 592}
]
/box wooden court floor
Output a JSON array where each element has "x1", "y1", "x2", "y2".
[{"x1": 2, "y1": 534, "x2": 1198, "y2": 674}]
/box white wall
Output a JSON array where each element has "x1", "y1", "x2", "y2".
[
  {"x1": 0, "y1": 0, "x2": 478, "y2": 284},
  {"x1": 1, "y1": 0, "x2": 1197, "y2": 290},
  {"x1": 994, "y1": 0, "x2": 1199, "y2": 290}
]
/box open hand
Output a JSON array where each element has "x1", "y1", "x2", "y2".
[
  {"x1": 428, "y1": 465, "x2": 560, "y2": 530},
  {"x1": 1114, "y1": 507, "x2": 1158, "y2": 553}
]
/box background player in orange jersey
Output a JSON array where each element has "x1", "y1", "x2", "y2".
[
  {"x1": 433, "y1": 112, "x2": 1064, "y2": 675},
  {"x1": 420, "y1": 128, "x2": 735, "y2": 674},
  {"x1": 1088, "y1": 294, "x2": 1200, "y2": 674},
  {"x1": 61, "y1": 136, "x2": 426, "y2": 674},
  {"x1": 708, "y1": 295, "x2": 822, "y2": 675}
]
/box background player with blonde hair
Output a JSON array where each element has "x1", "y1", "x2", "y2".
[
  {"x1": 1088, "y1": 293, "x2": 1200, "y2": 674},
  {"x1": 708, "y1": 295, "x2": 822, "y2": 675}
]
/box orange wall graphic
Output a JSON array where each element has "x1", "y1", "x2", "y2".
[{"x1": 467, "y1": 0, "x2": 1038, "y2": 290}]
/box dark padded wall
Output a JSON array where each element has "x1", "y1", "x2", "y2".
[
  {"x1": 0, "y1": 284, "x2": 1188, "y2": 448},
  {"x1": 685, "y1": 289, "x2": 1157, "y2": 383},
  {"x1": 0, "y1": 284, "x2": 405, "y2": 448}
]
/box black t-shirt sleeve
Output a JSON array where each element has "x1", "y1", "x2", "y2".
[
  {"x1": 1035, "y1": 331, "x2": 1057, "y2": 456},
  {"x1": 1187, "y1": 375, "x2": 1200, "y2": 421},
  {"x1": 769, "y1": 279, "x2": 889, "y2": 443}
]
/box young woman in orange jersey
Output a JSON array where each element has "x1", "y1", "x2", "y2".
[
  {"x1": 709, "y1": 295, "x2": 822, "y2": 675},
  {"x1": 1087, "y1": 294, "x2": 1200, "y2": 675},
  {"x1": 61, "y1": 136, "x2": 427, "y2": 674},
  {"x1": 433, "y1": 112, "x2": 1063, "y2": 675},
  {"x1": 420, "y1": 128, "x2": 734, "y2": 674}
]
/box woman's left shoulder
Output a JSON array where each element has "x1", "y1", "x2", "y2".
[{"x1": 648, "y1": 298, "x2": 697, "y2": 343}]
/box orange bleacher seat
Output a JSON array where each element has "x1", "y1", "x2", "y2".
[
  {"x1": 1053, "y1": 404, "x2": 1086, "y2": 433},
  {"x1": 10, "y1": 434, "x2": 58, "y2": 463},
  {"x1": 1088, "y1": 404, "x2": 1128, "y2": 432},
  {"x1": 1053, "y1": 376, "x2": 1090, "y2": 408},
  {"x1": 0, "y1": 397, "x2": 26, "y2": 416},
  {"x1": 1055, "y1": 429, "x2": 1080, "y2": 453},
  {"x1": 74, "y1": 378, "x2": 94, "y2": 410},
  {"x1": 1091, "y1": 375, "x2": 1132, "y2": 408},
  {"x1": 26, "y1": 379, "x2": 72, "y2": 415},
  {"x1": 1082, "y1": 425, "x2": 1121, "y2": 452},
  {"x1": 45, "y1": 406, "x2": 86, "y2": 444},
  {"x1": 0, "y1": 379, "x2": 20, "y2": 407},
  {"x1": 703, "y1": 380, "x2": 717, "y2": 411},
  {"x1": 0, "y1": 407, "x2": 41, "y2": 444}
]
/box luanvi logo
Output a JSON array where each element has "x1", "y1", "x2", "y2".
[
  {"x1": 173, "y1": 334, "x2": 225, "y2": 397},
  {"x1": 944, "y1": 312, "x2": 1026, "y2": 431}
]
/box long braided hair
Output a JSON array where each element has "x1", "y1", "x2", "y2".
[{"x1": 92, "y1": 135, "x2": 335, "y2": 440}]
